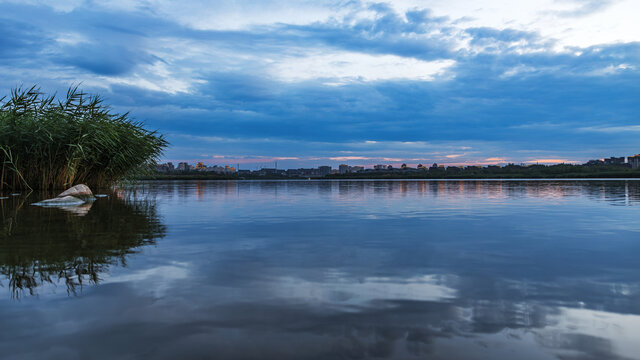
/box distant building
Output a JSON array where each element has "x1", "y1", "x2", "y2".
[
  {"x1": 339, "y1": 164, "x2": 350, "y2": 174},
  {"x1": 257, "y1": 168, "x2": 286, "y2": 176},
  {"x1": 373, "y1": 164, "x2": 387, "y2": 170},
  {"x1": 195, "y1": 162, "x2": 206, "y2": 171},
  {"x1": 177, "y1": 162, "x2": 190, "y2": 171},
  {"x1": 154, "y1": 162, "x2": 174, "y2": 173},
  {"x1": 288, "y1": 168, "x2": 321, "y2": 177},
  {"x1": 318, "y1": 166, "x2": 332, "y2": 176},
  {"x1": 604, "y1": 157, "x2": 626, "y2": 166},
  {"x1": 629, "y1": 155, "x2": 640, "y2": 169},
  {"x1": 585, "y1": 156, "x2": 627, "y2": 167},
  {"x1": 350, "y1": 166, "x2": 364, "y2": 173}
]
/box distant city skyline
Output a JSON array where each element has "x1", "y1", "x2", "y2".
[
  {"x1": 162, "y1": 158, "x2": 566, "y2": 170},
  {"x1": 161, "y1": 156, "x2": 632, "y2": 170},
  {"x1": 162, "y1": 153, "x2": 640, "y2": 171},
  {"x1": 1, "y1": 1, "x2": 639, "y2": 165}
]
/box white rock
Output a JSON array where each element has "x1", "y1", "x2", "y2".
[{"x1": 58, "y1": 184, "x2": 94, "y2": 200}]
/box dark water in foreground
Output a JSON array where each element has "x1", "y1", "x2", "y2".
[{"x1": 1, "y1": 180, "x2": 640, "y2": 360}]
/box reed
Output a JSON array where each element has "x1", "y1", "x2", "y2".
[{"x1": 0, "y1": 86, "x2": 167, "y2": 191}]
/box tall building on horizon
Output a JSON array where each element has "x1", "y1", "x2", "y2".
[{"x1": 628, "y1": 155, "x2": 640, "y2": 169}]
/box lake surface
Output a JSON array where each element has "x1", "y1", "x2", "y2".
[{"x1": 1, "y1": 180, "x2": 640, "y2": 360}]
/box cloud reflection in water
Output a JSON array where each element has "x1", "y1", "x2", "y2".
[{"x1": 1, "y1": 180, "x2": 639, "y2": 359}]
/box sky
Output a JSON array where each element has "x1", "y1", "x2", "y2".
[{"x1": 0, "y1": 0, "x2": 639, "y2": 169}]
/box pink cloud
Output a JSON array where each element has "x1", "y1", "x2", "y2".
[
  {"x1": 527, "y1": 159, "x2": 576, "y2": 164},
  {"x1": 329, "y1": 156, "x2": 371, "y2": 161}
]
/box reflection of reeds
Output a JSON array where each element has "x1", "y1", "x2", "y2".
[
  {"x1": 0, "y1": 86, "x2": 167, "y2": 191},
  {"x1": 0, "y1": 193, "x2": 166, "y2": 298}
]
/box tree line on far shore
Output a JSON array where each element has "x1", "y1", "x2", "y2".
[{"x1": 141, "y1": 163, "x2": 640, "y2": 180}]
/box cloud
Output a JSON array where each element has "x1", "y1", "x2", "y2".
[
  {"x1": 0, "y1": 0, "x2": 639, "y2": 166},
  {"x1": 54, "y1": 43, "x2": 158, "y2": 76},
  {"x1": 527, "y1": 159, "x2": 575, "y2": 164},
  {"x1": 270, "y1": 52, "x2": 456, "y2": 83},
  {"x1": 550, "y1": 0, "x2": 617, "y2": 17},
  {"x1": 329, "y1": 156, "x2": 371, "y2": 161},
  {"x1": 0, "y1": 19, "x2": 48, "y2": 60},
  {"x1": 577, "y1": 125, "x2": 640, "y2": 133}
]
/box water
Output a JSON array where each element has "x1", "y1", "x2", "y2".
[{"x1": 1, "y1": 180, "x2": 640, "y2": 360}]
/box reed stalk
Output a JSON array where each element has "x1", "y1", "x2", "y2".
[{"x1": 0, "y1": 86, "x2": 167, "y2": 191}]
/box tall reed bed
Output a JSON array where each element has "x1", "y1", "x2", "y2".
[{"x1": 0, "y1": 86, "x2": 167, "y2": 191}]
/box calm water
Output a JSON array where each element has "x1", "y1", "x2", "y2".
[{"x1": 1, "y1": 180, "x2": 640, "y2": 360}]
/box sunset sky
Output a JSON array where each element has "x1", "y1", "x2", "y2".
[{"x1": 1, "y1": 0, "x2": 639, "y2": 168}]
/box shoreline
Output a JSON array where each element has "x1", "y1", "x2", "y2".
[{"x1": 137, "y1": 176, "x2": 640, "y2": 181}]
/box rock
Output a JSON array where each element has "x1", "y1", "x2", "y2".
[
  {"x1": 32, "y1": 195, "x2": 85, "y2": 207},
  {"x1": 58, "y1": 184, "x2": 95, "y2": 201},
  {"x1": 32, "y1": 184, "x2": 99, "y2": 210}
]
